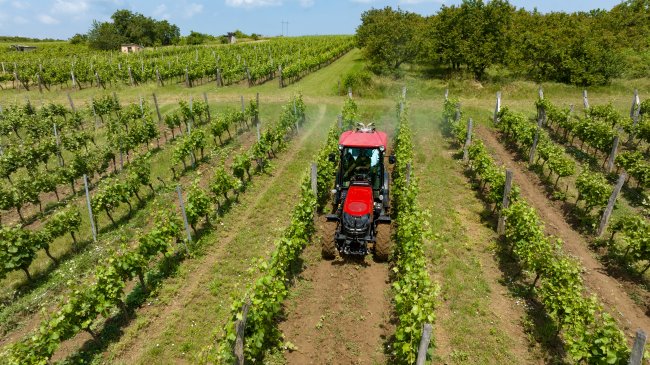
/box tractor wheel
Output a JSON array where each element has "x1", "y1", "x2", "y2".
[
  {"x1": 321, "y1": 222, "x2": 337, "y2": 260},
  {"x1": 374, "y1": 224, "x2": 392, "y2": 262}
]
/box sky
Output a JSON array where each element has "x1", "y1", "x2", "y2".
[{"x1": 0, "y1": 0, "x2": 625, "y2": 40}]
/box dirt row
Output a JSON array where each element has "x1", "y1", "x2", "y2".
[
  {"x1": 475, "y1": 125, "x2": 650, "y2": 341},
  {"x1": 280, "y1": 217, "x2": 393, "y2": 365}
]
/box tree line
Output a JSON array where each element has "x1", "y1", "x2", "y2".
[{"x1": 356, "y1": 0, "x2": 650, "y2": 85}]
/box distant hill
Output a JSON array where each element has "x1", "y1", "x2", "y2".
[{"x1": 0, "y1": 36, "x2": 63, "y2": 43}]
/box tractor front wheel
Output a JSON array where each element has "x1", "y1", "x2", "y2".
[{"x1": 374, "y1": 224, "x2": 392, "y2": 262}]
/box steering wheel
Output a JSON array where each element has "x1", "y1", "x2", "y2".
[{"x1": 351, "y1": 169, "x2": 370, "y2": 182}]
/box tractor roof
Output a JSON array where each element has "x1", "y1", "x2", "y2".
[{"x1": 338, "y1": 130, "x2": 388, "y2": 149}]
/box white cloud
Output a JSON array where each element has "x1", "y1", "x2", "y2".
[
  {"x1": 153, "y1": 4, "x2": 170, "y2": 19},
  {"x1": 184, "y1": 3, "x2": 203, "y2": 18},
  {"x1": 52, "y1": 0, "x2": 89, "y2": 14},
  {"x1": 298, "y1": 0, "x2": 314, "y2": 7},
  {"x1": 225, "y1": 0, "x2": 283, "y2": 8},
  {"x1": 37, "y1": 14, "x2": 60, "y2": 24}
]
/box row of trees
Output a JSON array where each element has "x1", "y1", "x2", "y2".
[
  {"x1": 357, "y1": 1, "x2": 649, "y2": 85},
  {"x1": 80, "y1": 10, "x2": 181, "y2": 50}
]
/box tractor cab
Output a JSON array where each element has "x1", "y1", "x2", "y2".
[{"x1": 325, "y1": 123, "x2": 394, "y2": 260}]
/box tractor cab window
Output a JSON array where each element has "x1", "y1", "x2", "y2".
[{"x1": 341, "y1": 147, "x2": 381, "y2": 188}]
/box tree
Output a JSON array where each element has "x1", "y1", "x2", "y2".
[
  {"x1": 87, "y1": 9, "x2": 180, "y2": 50},
  {"x1": 427, "y1": 0, "x2": 514, "y2": 79},
  {"x1": 87, "y1": 21, "x2": 125, "y2": 51},
  {"x1": 69, "y1": 33, "x2": 87, "y2": 45},
  {"x1": 356, "y1": 7, "x2": 426, "y2": 75}
]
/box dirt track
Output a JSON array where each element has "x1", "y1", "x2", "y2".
[
  {"x1": 476, "y1": 125, "x2": 650, "y2": 341},
  {"x1": 279, "y1": 217, "x2": 393, "y2": 364}
]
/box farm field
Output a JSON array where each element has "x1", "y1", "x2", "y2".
[{"x1": 0, "y1": 42, "x2": 649, "y2": 365}]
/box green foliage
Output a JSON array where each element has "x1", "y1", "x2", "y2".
[
  {"x1": 2, "y1": 207, "x2": 181, "y2": 365},
  {"x1": 449, "y1": 99, "x2": 630, "y2": 364},
  {"x1": 185, "y1": 178, "x2": 211, "y2": 231},
  {"x1": 356, "y1": 7, "x2": 426, "y2": 75},
  {"x1": 391, "y1": 99, "x2": 439, "y2": 364},
  {"x1": 87, "y1": 9, "x2": 180, "y2": 49},
  {"x1": 341, "y1": 98, "x2": 358, "y2": 130},
  {"x1": 575, "y1": 170, "x2": 612, "y2": 214}
]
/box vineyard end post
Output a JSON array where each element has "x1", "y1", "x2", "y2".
[
  {"x1": 463, "y1": 118, "x2": 473, "y2": 162},
  {"x1": 233, "y1": 298, "x2": 251, "y2": 365},
  {"x1": 83, "y1": 174, "x2": 97, "y2": 242},
  {"x1": 493, "y1": 91, "x2": 501, "y2": 124},
  {"x1": 176, "y1": 185, "x2": 192, "y2": 251},
  {"x1": 310, "y1": 162, "x2": 318, "y2": 202},
  {"x1": 416, "y1": 323, "x2": 433, "y2": 365},
  {"x1": 497, "y1": 169, "x2": 513, "y2": 235},
  {"x1": 629, "y1": 329, "x2": 647, "y2": 365},
  {"x1": 606, "y1": 135, "x2": 620, "y2": 173},
  {"x1": 597, "y1": 172, "x2": 627, "y2": 237},
  {"x1": 406, "y1": 163, "x2": 412, "y2": 186}
]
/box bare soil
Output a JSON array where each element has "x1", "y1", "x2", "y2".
[
  {"x1": 279, "y1": 216, "x2": 393, "y2": 365},
  {"x1": 475, "y1": 125, "x2": 650, "y2": 341}
]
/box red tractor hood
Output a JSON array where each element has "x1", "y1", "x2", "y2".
[
  {"x1": 343, "y1": 185, "x2": 373, "y2": 216},
  {"x1": 339, "y1": 130, "x2": 388, "y2": 149}
]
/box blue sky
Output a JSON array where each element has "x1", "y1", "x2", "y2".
[{"x1": 0, "y1": 0, "x2": 624, "y2": 40}]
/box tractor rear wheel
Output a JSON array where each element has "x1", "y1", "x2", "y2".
[
  {"x1": 374, "y1": 224, "x2": 392, "y2": 262},
  {"x1": 322, "y1": 222, "x2": 337, "y2": 260}
]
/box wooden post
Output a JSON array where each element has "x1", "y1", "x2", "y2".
[
  {"x1": 454, "y1": 103, "x2": 461, "y2": 122},
  {"x1": 156, "y1": 68, "x2": 162, "y2": 86},
  {"x1": 153, "y1": 93, "x2": 162, "y2": 123},
  {"x1": 240, "y1": 95, "x2": 245, "y2": 114},
  {"x1": 597, "y1": 172, "x2": 627, "y2": 237},
  {"x1": 629, "y1": 329, "x2": 647, "y2": 365},
  {"x1": 128, "y1": 66, "x2": 134, "y2": 86},
  {"x1": 463, "y1": 118, "x2": 473, "y2": 161},
  {"x1": 606, "y1": 135, "x2": 620, "y2": 173},
  {"x1": 311, "y1": 163, "x2": 318, "y2": 198},
  {"x1": 583, "y1": 89, "x2": 589, "y2": 109},
  {"x1": 70, "y1": 70, "x2": 77, "y2": 89},
  {"x1": 348, "y1": 87, "x2": 352, "y2": 98},
  {"x1": 538, "y1": 86, "x2": 544, "y2": 100},
  {"x1": 233, "y1": 299, "x2": 251, "y2": 365},
  {"x1": 53, "y1": 123, "x2": 64, "y2": 166},
  {"x1": 529, "y1": 124, "x2": 541, "y2": 164},
  {"x1": 95, "y1": 71, "x2": 103, "y2": 89},
  {"x1": 37, "y1": 73, "x2": 43, "y2": 93},
  {"x1": 497, "y1": 169, "x2": 514, "y2": 235},
  {"x1": 493, "y1": 91, "x2": 501, "y2": 124},
  {"x1": 203, "y1": 92, "x2": 211, "y2": 122},
  {"x1": 401, "y1": 86, "x2": 407, "y2": 99},
  {"x1": 185, "y1": 67, "x2": 190, "y2": 88},
  {"x1": 246, "y1": 67, "x2": 251, "y2": 86},
  {"x1": 255, "y1": 93, "x2": 260, "y2": 125},
  {"x1": 256, "y1": 122, "x2": 261, "y2": 142},
  {"x1": 67, "y1": 93, "x2": 76, "y2": 112},
  {"x1": 627, "y1": 90, "x2": 638, "y2": 117},
  {"x1": 416, "y1": 323, "x2": 433, "y2": 365},
  {"x1": 83, "y1": 174, "x2": 97, "y2": 242},
  {"x1": 278, "y1": 65, "x2": 283, "y2": 88},
  {"x1": 176, "y1": 185, "x2": 192, "y2": 249},
  {"x1": 337, "y1": 114, "x2": 342, "y2": 129},
  {"x1": 444, "y1": 88, "x2": 449, "y2": 101}
]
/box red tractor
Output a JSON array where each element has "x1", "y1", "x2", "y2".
[{"x1": 324, "y1": 123, "x2": 394, "y2": 261}]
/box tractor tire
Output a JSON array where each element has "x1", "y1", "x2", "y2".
[
  {"x1": 374, "y1": 224, "x2": 392, "y2": 262},
  {"x1": 321, "y1": 221, "x2": 337, "y2": 260}
]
